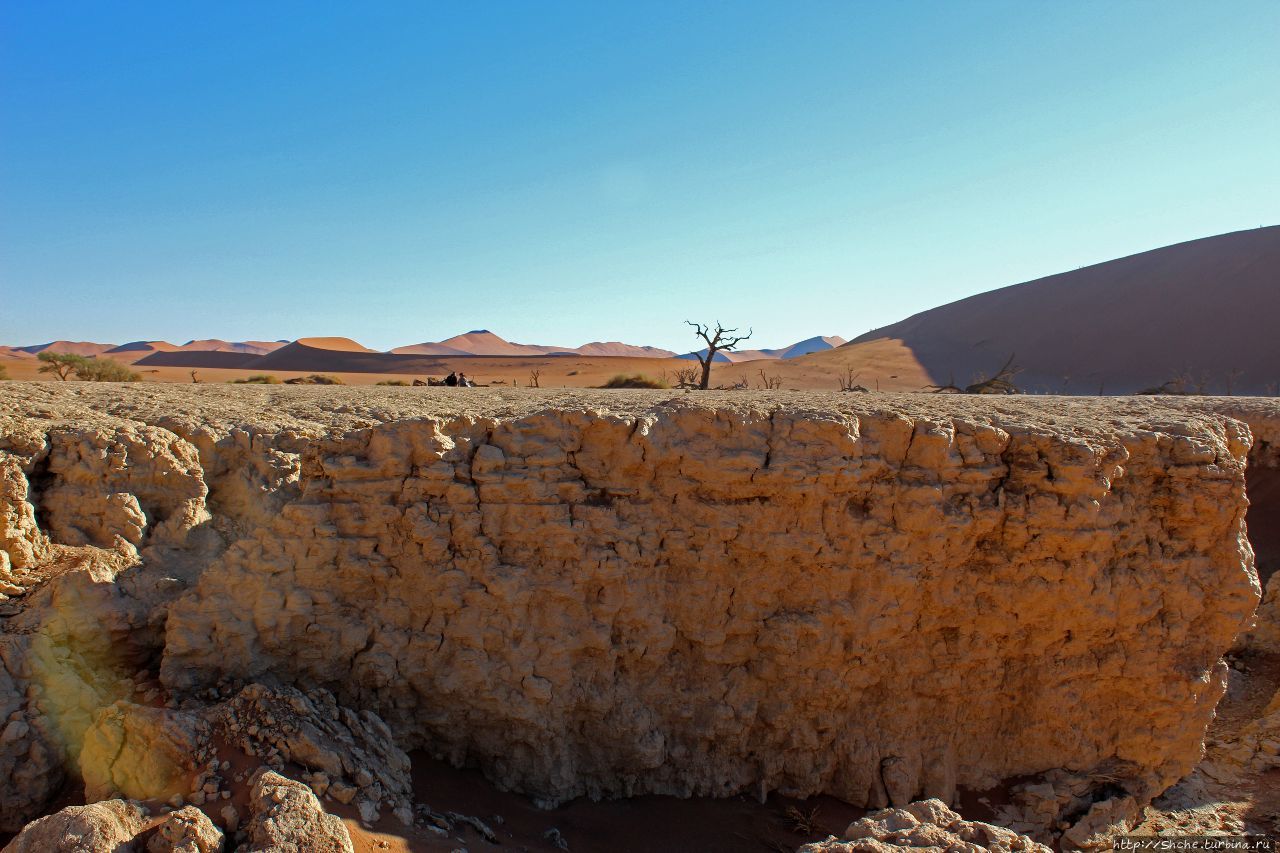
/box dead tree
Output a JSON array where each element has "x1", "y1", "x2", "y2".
[
  {"x1": 528, "y1": 369, "x2": 541, "y2": 388},
  {"x1": 838, "y1": 368, "x2": 868, "y2": 392},
  {"x1": 685, "y1": 321, "x2": 752, "y2": 390},
  {"x1": 189, "y1": 370, "x2": 200, "y2": 383},
  {"x1": 926, "y1": 355, "x2": 1022, "y2": 394},
  {"x1": 964, "y1": 354, "x2": 1022, "y2": 394},
  {"x1": 758, "y1": 369, "x2": 782, "y2": 390},
  {"x1": 1225, "y1": 368, "x2": 1243, "y2": 396}
]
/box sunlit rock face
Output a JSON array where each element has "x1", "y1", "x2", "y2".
[{"x1": 0, "y1": 385, "x2": 1270, "y2": 829}]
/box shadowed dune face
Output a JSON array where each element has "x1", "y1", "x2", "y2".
[{"x1": 845, "y1": 227, "x2": 1280, "y2": 395}]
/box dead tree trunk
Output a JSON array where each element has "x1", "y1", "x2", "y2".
[{"x1": 685, "y1": 321, "x2": 752, "y2": 390}]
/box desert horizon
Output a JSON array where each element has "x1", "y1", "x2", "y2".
[{"x1": 6, "y1": 226, "x2": 1277, "y2": 395}]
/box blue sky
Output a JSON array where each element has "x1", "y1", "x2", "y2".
[{"x1": 2, "y1": 1, "x2": 1277, "y2": 351}]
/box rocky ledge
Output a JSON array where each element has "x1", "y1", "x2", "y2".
[{"x1": 0, "y1": 384, "x2": 1273, "y2": 848}]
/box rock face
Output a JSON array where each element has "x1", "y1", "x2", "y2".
[
  {"x1": 2, "y1": 799, "x2": 147, "y2": 852},
  {"x1": 0, "y1": 385, "x2": 1271, "y2": 829},
  {"x1": 80, "y1": 702, "x2": 207, "y2": 802}
]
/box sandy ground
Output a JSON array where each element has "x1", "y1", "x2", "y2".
[{"x1": 0, "y1": 337, "x2": 932, "y2": 391}]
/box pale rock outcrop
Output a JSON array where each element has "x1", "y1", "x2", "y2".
[
  {"x1": 0, "y1": 450, "x2": 48, "y2": 595},
  {"x1": 159, "y1": 396, "x2": 1257, "y2": 808},
  {"x1": 80, "y1": 701, "x2": 209, "y2": 802},
  {"x1": 146, "y1": 806, "x2": 223, "y2": 853},
  {"x1": 1, "y1": 799, "x2": 147, "y2": 853},
  {"x1": 33, "y1": 426, "x2": 208, "y2": 553},
  {"x1": 0, "y1": 385, "x2": 1273, "y2": 833},
  {"x1": 0, "y1": 548, "x2": 152, "y2": 832},
  {"x1": 242, "y1": 768, "x2": 353, "y2": 853},
  {"x1": 800, "y1": 799, "x2": 1050, "y2": 852}
]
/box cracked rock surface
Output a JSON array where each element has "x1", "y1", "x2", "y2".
[{"x1": 0, "y1": 384, "x2": 1272, "y2": 838}]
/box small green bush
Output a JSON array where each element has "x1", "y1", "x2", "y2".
[
  {"x1": 233, "y1": 374, "x2": 281, "y2": 384},
  {"x1": 74, "y1": 358, "x2": 140, "y2": 382},
  {"x1": 601, "y1": 373, "x2": 668, "y2": 389}
]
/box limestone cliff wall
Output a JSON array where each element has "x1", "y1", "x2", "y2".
[{"x1": 0, "y1": 385, "x2": 1270, "y2": 828}]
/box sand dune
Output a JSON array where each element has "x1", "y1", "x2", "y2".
[
  {"x1": 844, "y1": 226, "x2": 1280, "y2": 395},
  {"x1": 8, "y1": 341, "x2": 118, "y2": 357},
  {"x1": 677, "y1": 334, "x2": 849, "y2": 364},
  {"x1": 388, "y1": 342, "x2": 473, "y2": 356},
  {"x1": 293, "y1": 336, "x2": 377, "y2": 353},
  {"x1": 181, "y1": 339, "x2": 287, "y2": 355},
  {"x1": 106, "y1": 340, "x2": 180, "y2": 353},
  {"x1": 573, "y1": 341, "x2": 678, "y2": 358},
  {"x1": 395, "y1": 331, "x2": 671, "y2": 358}
]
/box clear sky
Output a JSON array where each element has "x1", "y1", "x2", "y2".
[{"x1": 2, "y1": 2, "x2": 1277, "y2": 352}]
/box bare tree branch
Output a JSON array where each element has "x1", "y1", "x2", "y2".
[{"x1": 685, "y1": 321, "x2": 753, "y2": 389}]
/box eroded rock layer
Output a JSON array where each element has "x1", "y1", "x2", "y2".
[{"x1": 0, "y1": 385, "x2": 1270, "y2": 831}]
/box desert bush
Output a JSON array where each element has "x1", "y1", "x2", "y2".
[
  {"x1": 377, "y1": 380, "x2": 410, "y2": 386},
  {"x1": 74, "y1": 358, "x2": 140, "y2": 382},
  {"x1": 601, "y1": 374, "x2": 668, "y2": 389},
  {"x1": 0, "y1": 364, "x2": 7, "y2": 380},
  {"x1": 233, "y1": 375, "x2": 281, "y2": 384},
  {"x1": 37, "y1": 351, "x2": 89, "y2": 380},
  {"x1": 284, "y1": 374, "x2": 345, "y2": 385}
]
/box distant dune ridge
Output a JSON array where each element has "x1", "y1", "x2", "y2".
[
  {"x1": 391, "y1": 330, "x2": 678, "y2": 359},
  {"x1": 3, "y1": 227, "x2": 1276, "y2": 391},
  {"x1": 676, "y1": 335, "x2": 849, "y2": 363},
  {"x1": 843, "y1": 226, "x2": 1280, "y2": 395}
]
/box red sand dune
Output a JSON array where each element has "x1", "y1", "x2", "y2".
[
  {"x1": 843, "y1": 226, "x2": 1280, "y2": 395},
  {"x1": 393, "y1": 332, "x2": 676, "y2": 358},
  {"x1": 293, "y1": 336, "x2": 377, "y2": 353},
  {"x1": 181, "y1": 339, "x2": 287, "y2": 355},
  {"x1": 11, "y1": 341, "x2": 119, "y2": 357},
  {"x1": 106, "y1": 341, "x2": 180, "y2": 353},
  {"x1": 574, "y1": 342, "x2": 678, "y2": 358}
]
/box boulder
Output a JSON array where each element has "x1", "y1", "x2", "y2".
[
  {"x1": 2, "y1": 799, "x2": 146, "y2": 853},
  {"x1": 241, "y1": 768, "x2": 353, "y2": 853}
]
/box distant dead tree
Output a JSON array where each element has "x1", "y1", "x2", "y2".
[
  {"x1": 672, "y1": 366, "x2": 700, "y2": 388},
  {"x1": 838, "y1": 368, "x2": 868, "y2": 392},
  {"x1": 927, "y1": 354, "x2": 1022, "y2": 394},
  {"x1": 685, "y1": 321, "x2": 752, "y2": 390},
  {"x1": 190, "y1": 370, "x2": 200, "y2": 383},
  {"x1": 1140, "y1": 367, "x2": 1211, "y2": 396},
  {"x1": 528, "y1": 369, "x2": 541, "y2": 388},
  {"x1": 1225, "y1": 368, "x2": 1244, "y2": 396},
  {"x1": 758, "y1": 369, "x2": 782, "y2": 390},
  {"x1": 1137, "y1": 380, "x2": 1187, "y2": 396}
]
